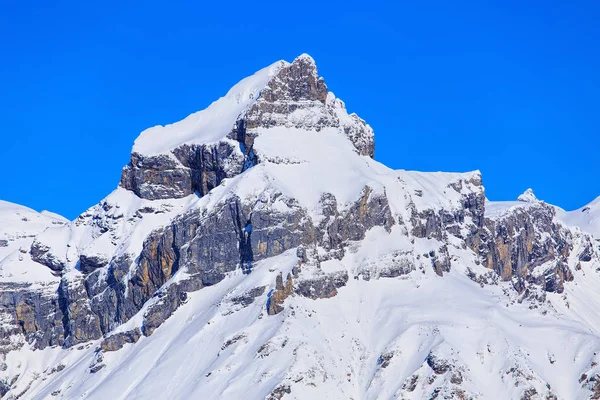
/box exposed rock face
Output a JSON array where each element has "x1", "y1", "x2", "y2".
[
  {"x1": 120, "y1": 142, "x2": 244, "y2": 200},
  {"x1": 230, "y1": 286, "x2": 266, "y2": 308},
  {"x1": 59, "y1": 277, "x2": 102, "y2": 347},
  {"x1": 318, "y1": 187, "x2": 394, "y2": 252},
  {"x1": 79, "y1": 254, "x2": 108, "y2": 274},
  {"x1": 580, "y1": 373, "x2": 600, "y2": 399},
  {"x1": 471, "y1": 202, "x2": 576, "y2": 293},
  {"x1": 267, "y1": 267, "x2": 349, "y2": 315},
  {"x1": 267, "y1": 384, "x2": 291, "y2": 400},
  {"x1": 398, "y1": 346, "x2": 475, "y2": 400},
  {"x1": 18, "y1": 181, "x2": 389, "y2": 345},
  {"x1": 29, "y1": 178, "x2": 392, "y2": 341},
  {"x1": 0, "y1": 283, "x2": 64, "y2": 351},
  {"x1": 267, "y1": 272, "x2": 294, "y2": 315},
  {"x1": 426, "y1": 352, "x2": 451, "y2": 374},
  {"x1": 294, "y1": 271, "x2": 349, "y2": 300},
  {"x1": 145, "y1": 195, "x2": 311, "y2": 284},
  {"x1": 86, "y1": 254, "x2": 138, "y2": 334},
  {"x1": 518, "y1": 188, "x2": 538, "y2": 203},
  {"x1": 124, "y1": 186, "x2": 390, "y2": 326},
  {"x1": 141, "y1": 281, "x2": 194, "y2": 336},
  {"x1": 263, "y1": 55, "x2": 328, "y2": 104},
  {"x1": 236, "y1": 54, "x2": 374, "y2": 158},
  {"x1": 411, "y1": 174, "x2": 486, "y2": 243},
  {"x1": 101, "y1": 328, "x2": 141, "y2": 352},
  {"x1": 30, "y1": 240, "x2": 66, "y2": 273}
]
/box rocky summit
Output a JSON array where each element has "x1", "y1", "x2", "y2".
[{"x1": 1, "y1": 54, "x2": 600, "y2": 400}]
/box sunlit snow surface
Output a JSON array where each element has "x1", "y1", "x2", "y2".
[
  {"x1": 557, "y1": 196, "x2": 600, "y2": 238},
  {"x1": 0, "y1": 200, "x2": 67, "y2": 283},
  {"x1": 132, "y1": 61, "x2": 286, "y2": 156}
]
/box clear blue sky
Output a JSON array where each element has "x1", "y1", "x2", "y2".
[{"x1": 1, "y1": 1, "x2": 599, "y2": 219}]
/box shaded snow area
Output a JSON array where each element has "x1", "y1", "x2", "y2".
[{"x1": 2, "y1": 54, "x2": 600, "y2": 400}]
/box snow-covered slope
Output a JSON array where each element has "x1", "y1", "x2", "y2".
[
  {"x1": 557, "y1": 196, "x2": 600, "y2": 238},
  {"x1": 1, "y1": 55, "x2": 600, "y2": 400},
  {"x1": 0, "y1": 200, "x2": 67, "y2": 283},
  {"x1": 132, "y1": 60, "x2": 286, "y2": 157}
]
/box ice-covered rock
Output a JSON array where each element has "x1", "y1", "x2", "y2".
[{"x1": 518, "y1": 188, "x2": 538, "y2": 202}]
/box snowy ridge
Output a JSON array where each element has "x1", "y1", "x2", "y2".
[
  {"x1": 485, "y1": 200, "x2": 535, "y2": 220},
  {"x1": 132, "y1": 60, "x2": 287, "y2": 157},
  {"x1": 517, "y1": 188, "x2": 538, "y2": 203},
  {"x1": 0, "y1": 201, "x2": 67, "y2": 283},
  {"x1": 556, "y1": 196, "x2": 600, "y2": 239}
]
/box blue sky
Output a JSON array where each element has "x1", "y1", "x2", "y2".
[{"x1": 1, "y1": 0, "x2": 598, "y2": 219}]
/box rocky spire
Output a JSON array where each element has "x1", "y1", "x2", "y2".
[
  {"x1": 259, "y1": 53, "x2": 328, "y2": 103},
  {"x1": 517, "y1": 188, "x2": 538, "y2": 202}
]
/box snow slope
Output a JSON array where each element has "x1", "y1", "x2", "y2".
[
  {"x1": 557, "y1": 196, "x2": 600, "y2": 238},
  {"x1": 29, "y1": 187, "x2": 201, "y2": 276},
  {"x1": 0, "y1": 201, "x2": 67, "y2": 283},
  {"x1": 132, "y1": 60, "x2": 287, "y2": 156}
]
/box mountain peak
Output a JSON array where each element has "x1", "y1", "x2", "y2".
[
  {"x1": 518, "y1": 188, "x2": 538, "y2": 202},
  {"x1": 294, "y1": 52, "x2": 316, "y2": 63},
  {"x1": 291, "y1": 53, "x2": 318, "y2": 76},
  {"x1": 128, "y1": 54, "x2": 364, "y2": 162},
  {"x1": 120, "y1": 55, "x2": 374, "y2": 200}
]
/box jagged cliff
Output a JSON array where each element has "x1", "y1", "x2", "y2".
[{"x1": 1, "y1": 55, "x2": 600, "y2": 400}]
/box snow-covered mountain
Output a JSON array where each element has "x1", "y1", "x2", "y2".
[{"x1": 1, "y1": 55, "x2": 600, "y2": 400}]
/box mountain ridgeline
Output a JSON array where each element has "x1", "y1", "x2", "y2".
[{"x1": 1, "y1": 55, "x2": 600, "y2": 399}]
